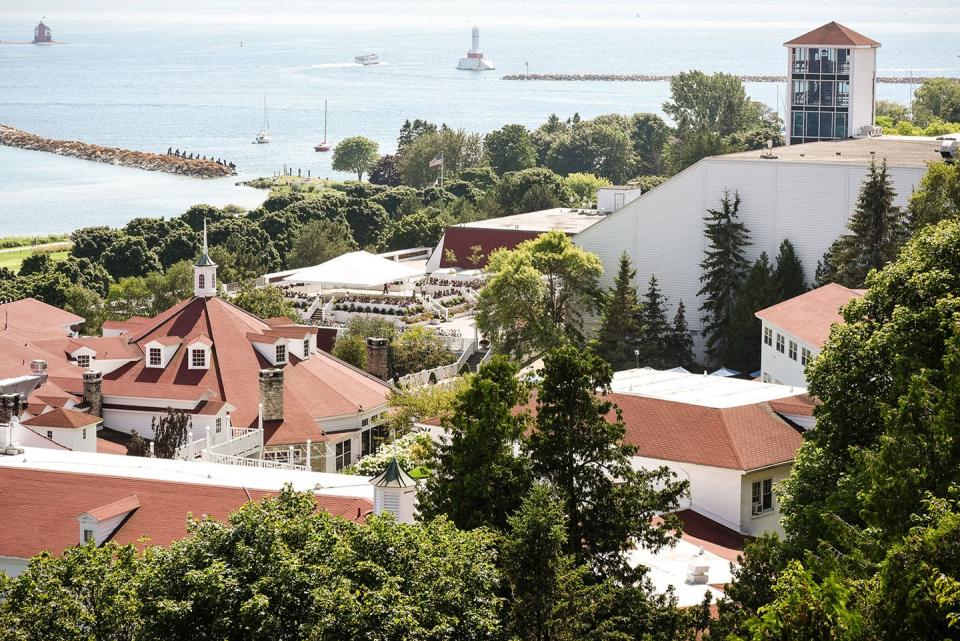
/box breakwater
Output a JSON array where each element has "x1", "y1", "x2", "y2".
[
  {"x1": 0, "y1": 124, "x2": 236, "y2": 178},
  {"x1": 502, "y1": 73, "x2": 957, "y2": 84}
]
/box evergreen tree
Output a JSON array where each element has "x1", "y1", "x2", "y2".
[
  {"x1": 529, "y1": 346, "x2": 688, "y2": 579},
  {"x1": 667, "y1": 300, "x2": 697, "y2": 370},
  {"x1": 593, "y1": 252, "x2": 643, "y2": 370},
  {"x1": 698, "y1": 190, "x2": 751, "y2": 365},
  {"x1": 637, "y1": 274, "x2": 671, "y2": 368},
  {"x1": 727, "y1": 252, "x2": 776, "y2": 373},
  {"x1": 818, "y1": 159, "x2": 906, "y2": 287},
  {"x1": 772, "y1": 239, "x2": 807, "y2": 300},
  {"x1": 417, "y1": 356, "x2": 532, "y2": 531}
]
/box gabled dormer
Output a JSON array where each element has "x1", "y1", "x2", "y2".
[
  {"x1": 194, "y1": 220, "x2": 218, "y2": 298},
  {"x1": 186, "y1": 334, "x2": 213, "y2": 370},
  {"x1": 68, "y1": 345, "x2": 96, "y2": 370},
  {"x1": 248, "y1": 334, "x2": 288, "y2": 366},
  {"x1": 77, "y1": 495, "x2": 140, "y2": 546},
  {"x1": 143, "y1": 336, "x2": 182, "y2": 369}
]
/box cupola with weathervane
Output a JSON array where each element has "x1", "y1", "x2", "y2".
[{"x1": 194, "y1": 220, "x2": 218, "y2": 297}]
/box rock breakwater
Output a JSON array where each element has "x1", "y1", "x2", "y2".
[
  {"x1": 0, "y1": 124, "x2": 236, "y2": 178},
  {"x1": 502, "y1": 73, "x2": 957, "y2": 84}
]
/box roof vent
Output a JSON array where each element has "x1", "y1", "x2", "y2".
[{"x1": 835, "y1": 151, "x2": 842, "y2": 156}]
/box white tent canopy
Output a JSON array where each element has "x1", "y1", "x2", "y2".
[{"x1": 283, "y1": 251, "x2": 425, "y2": 289}]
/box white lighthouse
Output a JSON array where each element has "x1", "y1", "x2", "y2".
[{"x1": 457, "y1": 26, "x2": 495, "y2": 71}]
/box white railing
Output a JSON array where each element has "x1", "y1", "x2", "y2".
[
  {"x1": 206, "y1": 451, "x2": 307, "y2": 470},
  {"x1": 397, "y1": 340, "x2": 476, "y2": 387},
  {"x1": 206, "y1": 427, "x2": 263, "y2": 458},
  {"x1": 425, "y1": 298, "x2": 449, "y2": 321},
  {"x1": 174, "y1": 435, "x2": 207, "y2": 461},
  {"x1": 377, "y1": 247, "x2": 433, "y2": 262},
  {"x1": 301, "y1": 295, "x2": 322, "y2": 323}
]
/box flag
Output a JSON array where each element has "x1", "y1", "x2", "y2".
[{"x1": 428, "y1": 152, "x2": 444, "y2": 168}]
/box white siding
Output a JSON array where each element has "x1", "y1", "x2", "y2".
[
  {"x1": 0, "y1": 556, "x2": 28, "y2": 578},
  {"x1": 575, "y1": 157, "x2": 926, "y2": 359},
  {"x1": 740, "y1": 463, "x2": 793, "y2": 537},
  {"x1": 849, "y1": 47, "x2": 877, "y2": 135},
  {"x1": 759, "y1": 322, "x2": 815, "y2": 388}
]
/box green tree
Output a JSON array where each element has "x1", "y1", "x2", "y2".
[
  {"x1": 343, "y1": 198, "x2": 390, "y2": 249},
  {"x1": 100, "y1": 234, "x2": 162, "y2": 279},
  {"x1": 907, "y1": 160, "x2": 960, "y2": 231},
  {"x1": 545, "y1": 118, "x2": 636, "y2": 184},
  {"x1": 383, "y1": 376, "x2": 469, "y2": 436},
  {"x1": 369, "y1": 153, "x2": 401, "y2": 186},
  {"x1": 63, "y1": 285, "x2": 106, "y2": 335},
  {"x1": 529, "y1": 346, "x2": 688, "y2": 577},
  {"x1": 391, "y1": 326, "x2": 455, "y2": 378},
  {"x1": 397, "y1": 118, "x2": 437, "y2": 152},
  {"x1": 332, "y1": 136, "x2": 380, "y2": 180},
  {"x1": 151, "y1": 408, "x2": 191, "y2": 459},
  {"x1": 232, "y1": 285, "x2": 300, "y2": 322},
  {"x1": 18, "y1": 251, "x2": 52, "y2": 276},
  {"x1": 287, "y1": 218, "x2": 358, "y2": 269},
  {"x1": 158, "y1": 227, "x2": 200, "y2": 269},
  {"x1": 663, "y1": 71, "x2": 756, "y2": 138},
  {"x1": 54, "y1": 256, "x2": 112, "y2": 298},
  {"x1": 698, "y1": 190, "x2": 751, "y2": 366},
  {"x1": 70, "y1": 226, "x2": 121, "y2": 261},
  {"x1": 817, "y1": 159, "x2": 905, "y2": 288},
  {"x1": 495, "y1": 167, "x2": 572, "y2": 216},
  {"x1": 179, "y1": 203, "x2": 229, "y2": 231},
  {"x1": 727, "y1": 253, "x2": 777, "y2": 374},
  {"x1": 398, "y1": 127, "x2": 486, "y2": 188},
  {"x1": 476, "y1": 230, "x2": 603, "y2": 359},
  {"x1": 665, "y1": 132, "x2": 730, "y2": 174},
  {"x1": 772, "y1": 239, "x2": 807, "y2": 300},
  {"x1": 379, "y1": 208, "x2": 452, "y2": 252},
  {"x1": 912, "y1": 77, "x2": 960, "y2": 127},
  {"x1": 331, "y1": 315, "x2": 397, "y2": 370},
  {"x1": 666, "y1": 301, "x2": 696, "y2": 370},
  {"x1": 629, "y1": 112, "x2": 671, "y2": 176},
  {"x1": 637, "y1": 274, "x2": 672, "y2": 368},
  {"x1": 418, "y1": 356, "x2": 532, "y2": 531},
  {"x1": 875, "y1": 99, "x2": 910, "y2": 124},
  {"x1": 593, "y1": 252, "x2": 643, "y2": 371},
  {"x1": 485, "y1": 123, "x2": 537, "y2": 175},
  {"x1": 564, "y1": 172, "x2": 611, "y2": 208}
]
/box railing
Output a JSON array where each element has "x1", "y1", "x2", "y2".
[
  {"x1": 301, "y1": 295, "x2": 322, "y2": 323},
  {"x1": 377, "y1": 247, "x2": 433, "y2": 262},
  {"x1": 425, "y1": 297, "x2": 449, "y2": 322},
  {"x1": 174, "y1": 435, "x2": 207, "y2": 461},
  {"x1": 206, "y1": 451, "x2": 307, "y2": 470},
  {"x1": 206, "y1": 427, "x2": 263, "y2": 458},
  {"x1": 396, "y1": 339, "x2": 477, "y2": 387}
]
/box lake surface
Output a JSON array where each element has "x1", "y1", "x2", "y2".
[{"x1": 1, "y1": 0, "x2": 958, "y2": 234}]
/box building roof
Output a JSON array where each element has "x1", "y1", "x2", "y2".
[
  {"x1": 83, "y1": 494, "x2": 140, "y2": 521},
  {"x1": 0, "y1": 463, "x2": 370, "y2": 560},
  {"x1": 370, "y1": 459, "x2": 416, "y2": 488},
  {"x1": 284, "y1": 251, "x2": 425, "y2": 288},
  {"x1": 0, "y1": 298, "x2": 83, "y2": 338},
  {"x1": 460, "y1": 208, "x2": 606, "y2": 234},
  {"x1": 716, "y1": 136, "x2": 944, "y2": 167},
  {"x1": 34, "y1": 336, "x2": 144, "y2": 360},
  {"x1": 21, "y1": 407, "x2": 102, "y2": 429},
  {"x1": 754, "y1": 283, "x2": 863, "y2": 348},
  {"x1": 784, "y1": 21, "x2": 880, "y2": 47},
  {"x1": 611, "y1": 368, "x2": 807, "y2": 408},
  {"x1": 612, "y1": 392, "x2": 804, "y2": 470}
]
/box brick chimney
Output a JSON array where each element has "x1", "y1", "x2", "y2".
[
  {"x1": 259, "y1": 368, "x2": 284, "y2": 422},
  {"x1": 82, "y1": 370, "x2": 103, "y2": 418},
  {"x1": 365, "y1": 337, "x2": 390, "y2": 381}
]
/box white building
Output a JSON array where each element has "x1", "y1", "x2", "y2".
[
  {"x1": 755, "y1": 283, "x2": 863, "y2": 388},
  {"x1": 456, "y1": 26, "x2": 494, "y2": 71},
  {"x1": 611, "y1": 368, "x2": 812, "y2": 537},
  {"x1": 18, "y1": 407, "x2": 102, "y2": 453},
  {"x1": 785, "y1": 21, "x2": 880, "y2": 145},
  {"x1": 574, "y1": 136, "x2": 937, "y2": 358},
  {"x1": 0, "y1": 447, "x2": 374, "y2": 577}
]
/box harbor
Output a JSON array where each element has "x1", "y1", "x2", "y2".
[{"x1": 502, "y1": 73, "x2": 959, "y2": 84}]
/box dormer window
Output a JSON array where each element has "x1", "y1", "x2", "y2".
[
  {"x1": 303, "y1": 337, "x2": 310, "y2": 358},
  {"x1": 149, "y1": 347, "x2": 162, "y2": 367},
  {"x1": 191, "y1": 348, "x2": 207, "y2": 368},
  {"x1": 276, "y1": 344, "x2": 287, "y2": 364},
  {"x1": 82, "y1": 529, "x2": 94, "y2": 543},
  {"x1": 77, "y1": 354, "x2": 91, "y2": 369}
]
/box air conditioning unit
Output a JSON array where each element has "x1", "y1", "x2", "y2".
[
  {"x1": 752, "y1": 504, "x2": 764, "y2": 516},
  {"x1": 940, "y1": 138, "x2": 959, "y2": 164},
  {"x1": 858, "y1": 124, "x2": 883, "y2": 138}
]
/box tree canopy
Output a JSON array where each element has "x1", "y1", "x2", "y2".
[{"x1": 332, "y1": 136, "x2": 380, "y2": 180}]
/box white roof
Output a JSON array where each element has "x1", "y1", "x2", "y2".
[
  {"x1": 611, "y1": 368, "x2": 805, "y2": 409},
  {"x1": 628, "y1": 536, "x2": 732, "y2": 607},
  {"x1": 283, "y1": 251, "x2": 425, "y2": 288},
  {"x1": 0, "y1": 447, "x2": 374, "y2": 500}
]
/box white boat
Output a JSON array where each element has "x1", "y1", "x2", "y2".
[
  {"x1": 456, "y1": 26, "x2": 495, "y2": 71},
  {"x1": 355, "y1": 53, "x2": 380, "y2": 66},
  {"x1": 255, "y1": 95, "x2": 271, "y2": 144},
  {"x1": 315, "y1": 99, "x2": 331, "y2": 152}
]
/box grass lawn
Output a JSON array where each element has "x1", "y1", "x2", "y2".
[{"x1": 0, "y1": 244, "x2": 71, "y2": 272}]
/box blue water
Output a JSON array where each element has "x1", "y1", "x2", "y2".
[{"x1": 1, "y1": 0, "x2": 958, "y2": 234}]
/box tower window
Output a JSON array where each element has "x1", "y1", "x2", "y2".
[{"x1": 198, "y1": 274, "x2": 206, "y2": 289}]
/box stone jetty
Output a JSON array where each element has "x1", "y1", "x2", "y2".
[
  {"x1": 0, "y1": 124, "x2": 236, "y2": 178},
  {"x1": 502, "y1": 73, "x2": 957, "y2": 84}
]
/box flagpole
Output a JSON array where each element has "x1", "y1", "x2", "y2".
[{"x1": 440, "y1": 155, "x2": 444, "y2": 190}]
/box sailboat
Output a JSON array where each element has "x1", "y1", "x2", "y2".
[
  {"x1": 315, "y1": 100, "x2": 331, "y2": 152},
  {"x1": 255, "y1": 96, "x2": 271, "y2": 144}
]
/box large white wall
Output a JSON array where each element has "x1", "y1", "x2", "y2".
[{"x1": 575, "y1": 157, "x2": 925, "y2": 358}]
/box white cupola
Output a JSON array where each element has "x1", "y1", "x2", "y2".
[
  {"x1": 194, "y1": 219, "x2": 218, "y2": 298},
  {"x1": 369, "y1": 458, "x2": 417, "y2": 523}
]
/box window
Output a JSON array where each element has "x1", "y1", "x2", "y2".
[
  {"x1": 762, "y1": 373, "x2": 770, "y2": 383},
  {"x1": 801, "y1": 347, "x2": 812, "y2": 366},
  {"x1": 752, "y1": 479, "x2": 774, "y2": 514},
  {"x1": 82, "y1": 428, "x2": 87, "y2": 440},
  {"x1": 792, "y1": 111, "x2": 804, "y2": 137},
  {"x1": 83, "y1": 529, "x2": 95, "y2": 543},
  {"x1": 788, "y1": 341, "x2": 798, "y2": 361},
  {"x1": 198, "y1": 274, "x2": 205, "y2": 289},
  {"x1": 335, "y1": 439, "x2": 352, "y2": 471},
  {"x1": 362, "y1": 428, "x2": 372, "y2": 457},
  {"x1": 76, "y1": 354, "x2": 90, "y2": 369},
  {"x1": 361, "y1": 418, "x2": 369, "y2": 427},
  {"x1": 191, "y1": 348, "x2": 206, "y2": 368},
  {"x1": 275, "y1": 343, "x2": 286, "y2": 364},
  {"x1": 834, "y1": 112, "x2": 848, "y2": 138},
  {"x1": 776, "y1": 334, "x2": 785, "y2": 353},
  {"x1": 215, "y1": 417, "x2": 222, "y2": 434},
  {"x1": 763, "y1": 327, "x2": 773, "y2": 346},
  {"x1": 47, "y1": 430, "x2": 53, "y2": 440},
  {"x1": 149, "y1": 347, "x2": 162, "y2": 367},
  {"x1": 303, "y1": 337, "x2": 310, "y2": 357},
  {"x1": 210, "y1": 273, "x2": 216, "y2": 287}
]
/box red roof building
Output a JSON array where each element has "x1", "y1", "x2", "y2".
[{"x1": 784, "y1": 21, "x2": 880, "y2": 47}]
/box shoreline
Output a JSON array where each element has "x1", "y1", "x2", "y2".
[
  {"x1": 0, "y1": 124, "x2": 236, "y2": 178},
  {"x1": 502, "y1": 73, "x2": 959, "y2": 84}
]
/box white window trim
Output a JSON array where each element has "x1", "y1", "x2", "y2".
[
  {"x1": 148, "y1": 347, "x2": 163, "y2": 367},
  {"x1": 751, "y1": 478, "x2": 774, "y2": 516},
  {"x1": 275, "y1": 343, "x2": 287, "y2": 364}
]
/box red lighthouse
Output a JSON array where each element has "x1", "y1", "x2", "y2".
[{"x1": 33, "y1": 20, "x2": 52, "y2": 44}]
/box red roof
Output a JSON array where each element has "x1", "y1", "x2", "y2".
[
  {"x1": 96, "y1": 438, "x2": 128, "y2": 455},
  {"x1": 784, "y1": 21, "x2": 880, "y2": 47},
  {"x1": 0, "y1": 467, "x2": 371, "y2": 560},
  {"x1": 21, "y1": 407, "x2": 102, "y2": 429},
  {"x1": 754, "y1": 283, "x2": 863, "y2": 348},
  {"x1": 612, "y1": 393, "x2": 804, "y2": 470},
  {"x1": 34, "y1": 336, "x2": 143, "y2": 360},
  {"x1": 84, "y1": 494, "x2": 140, "y2": 521},
  {"x1": 0, "y1": 298, "x2": 83, "y2": 338}
]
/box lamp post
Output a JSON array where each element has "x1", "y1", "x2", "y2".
[{"x1": 634, "y1": 349, "x2": 640, "y2": 370}]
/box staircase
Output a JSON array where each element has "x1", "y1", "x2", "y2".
[
  {"x1": 465, "y1": 349, "x2": 487, "y2": 372},
  {"x1": 311, "y1": 307, "x2": 324, "y2": 323}
]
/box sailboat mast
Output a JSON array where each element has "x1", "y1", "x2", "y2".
[{"x1": 323, "y1": 99, "x2": 328, "y2": 141}]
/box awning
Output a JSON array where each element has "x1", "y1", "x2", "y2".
[{"x1": 283, "y1": 251, "x2": 425, "y2": 289}]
